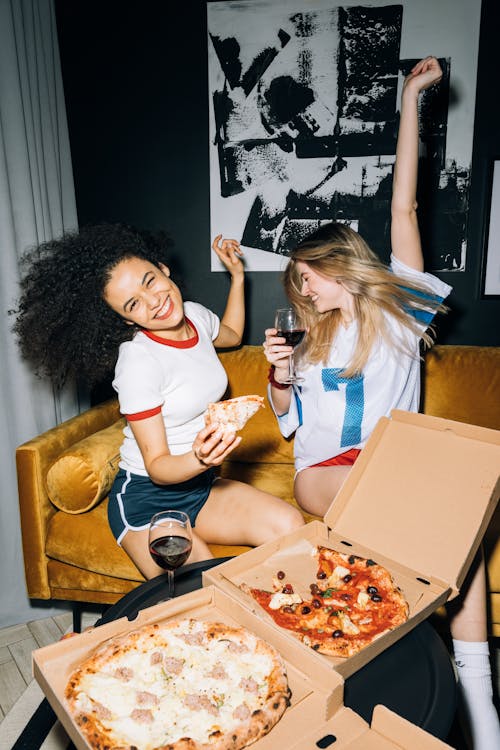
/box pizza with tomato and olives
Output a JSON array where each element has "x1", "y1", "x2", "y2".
[
  {"x1": 240, "y1": 546, "x2": 409, "y2": 658},
  {"x1": 65, "y1": 618, "x2": 290, "y2": 750}
]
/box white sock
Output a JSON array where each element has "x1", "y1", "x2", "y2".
[{"x1": 453, "y1": 639, "x2": 500, "y2": 750}]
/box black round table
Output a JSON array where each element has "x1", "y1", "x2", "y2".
[{"x1": 96, "y1": 557, "x2": 457, "y2": 742}]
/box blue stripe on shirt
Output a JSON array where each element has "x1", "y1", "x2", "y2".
[
  {"x1": 400, "y1": 285, "x2": 445, "y2": 325},
  {"x1": 294, "y1": 387, "x2": 303, "y2": 427}
]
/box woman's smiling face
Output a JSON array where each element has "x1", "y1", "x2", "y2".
[
  {"x1": 104, "y1": 257, "x2": 186, "y2": 336},
  {"x1": 296, "y1": 260, "x2": 354, "y2": 318}
]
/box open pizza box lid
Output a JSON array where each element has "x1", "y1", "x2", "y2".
[
  {"x1": 32, "y1": 585, "x2": 453, "y2": 750},
  {"x1": 204, "y1": 410, "x2": 500, "y2": 677},
  {"x1": 323, "y1": 410, "x2": 500, "y2": 596}
]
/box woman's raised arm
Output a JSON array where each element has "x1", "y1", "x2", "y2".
[{"x1": 391, "y1": 56, "x2": 442, "y2": 271}]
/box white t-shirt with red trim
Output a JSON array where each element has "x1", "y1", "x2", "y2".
[
  {"x1": 270, "y1": 256, "x2": 452, "y2": 472},
  {"x1": 113, "y1": 301, "x2": 228, "y2": 476}
]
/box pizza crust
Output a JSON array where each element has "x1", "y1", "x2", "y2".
[{"x1": 65, "y1": 619, "x2": 289, "y2": 750}]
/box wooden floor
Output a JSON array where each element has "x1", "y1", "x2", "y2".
[{"x1": 0, "y1": 610, "x2": 100, "y2": 721}]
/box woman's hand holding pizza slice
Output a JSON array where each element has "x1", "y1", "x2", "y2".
[{"x1": 192, "y1": 421, "x2": 242, "y2": 468}]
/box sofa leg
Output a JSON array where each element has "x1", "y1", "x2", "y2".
[{"x1": 72, "y1": 602, "x2": 82, "y2": 633}]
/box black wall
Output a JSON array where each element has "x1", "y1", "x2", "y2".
[{"x1": 55, "y1": 0, "x2": 500, "y2": 358}]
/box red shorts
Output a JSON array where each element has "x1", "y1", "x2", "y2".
[{"x1": 311, "y1": 448, "x2": 361, "y2": 468}]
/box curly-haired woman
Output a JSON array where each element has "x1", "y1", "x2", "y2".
[{"x1": 13, "y1": 225, "x2": 304, "y2": 578}]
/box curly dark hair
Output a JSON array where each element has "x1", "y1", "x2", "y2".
[{"x1": 12, "y1": 223, "x2": 174, "y2": 387}]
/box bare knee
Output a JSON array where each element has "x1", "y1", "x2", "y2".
[
  {"x1": 294, "y1": 473, "x2": 331, "y2": 517},
  {"x1": 295, "y1": 466, "x2": 349, "y2": 518},
  {"x1": 295, "y1": 490, "x2": 329, "y2": 517},
  {"x1": 267, "y1": 503, "x2": 305, "y2": 540}
]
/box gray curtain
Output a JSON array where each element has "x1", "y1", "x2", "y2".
[{"x1": 0, "y1": 0, "x2": 82, "y2": 627}]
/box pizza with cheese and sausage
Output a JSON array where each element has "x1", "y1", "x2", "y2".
[
  {"x1": 65, "y1": 618, "x2": 290, "y2": 750},
  {"x1": 241, "y1": 546, "x2": 409, "y2": 658},
  {"x1": 205, "y1": 396, "x2": 264, "y2": 433}
]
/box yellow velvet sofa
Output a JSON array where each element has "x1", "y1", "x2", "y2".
[{"x1": 16, "y1": 345, "x2": 500, "y2": 634}]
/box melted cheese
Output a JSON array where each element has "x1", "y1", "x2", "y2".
[
  {"x1": 357, "y1": 591, "x2": 369, "y2": 608},
  {"x1": 327, "y1": 564, "x2": 351, "y2": 588},
  {"x1": 333, "y1": 565, "x2": 350, "y2": 578},
  {"x1": 338, "y1": 612, "x2": 360, "y2": 635},
  {"x1": 71, "y1": 621, "x2": 279, "y2": 749},
  {"x1": 268, "y1": 592, "x2": 302, "y2": 610}
]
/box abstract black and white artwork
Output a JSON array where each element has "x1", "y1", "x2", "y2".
[{"x1": 207, "y1": 0, "x2": 481, "y2": 272}]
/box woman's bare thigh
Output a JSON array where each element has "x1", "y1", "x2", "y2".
[
  {"x1": 294, "y1": 465, "x2": 352, "y2": 517},
  {"x1": 194, "y1": 479, "x2": 304, "y2": 547}
]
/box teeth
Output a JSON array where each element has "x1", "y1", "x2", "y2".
[{"x1": 156, "y1": 297, "x2": 170, "y2": 317}]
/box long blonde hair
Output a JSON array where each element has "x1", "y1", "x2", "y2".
[{"x1": 284, "y1": 223, "x2": 447, "y2": 378}]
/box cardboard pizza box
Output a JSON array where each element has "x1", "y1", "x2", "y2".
[
  {"x1": 204, "y1": 410, "x2": 500, "y2": 677},
  {"x1": 291, "y1": 704, "x2": 453, "y2": 749},
  {"x1": 32, "y1": 585, "x2": 342, "y2": 750},
  {"x1": 32, "y1": 585, "x2": 453, "y2": 750}
]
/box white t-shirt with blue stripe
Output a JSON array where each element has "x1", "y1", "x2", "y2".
[{"x1": 270, "y1": 256, "x2": 452, "y2": 472}]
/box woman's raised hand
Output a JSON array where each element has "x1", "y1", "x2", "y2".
[
  {"x1": 212, "y1": 234, "x2": 244, "y2": 278},
  {"x1": 404, "y1": 56, "x2": 442, "y2": 95}
]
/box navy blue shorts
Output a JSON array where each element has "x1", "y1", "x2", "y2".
[{"x1": 107, "y1": 468, "x2": 216, "y2": 545}]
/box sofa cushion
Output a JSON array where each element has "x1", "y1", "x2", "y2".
[
  {"x1": 46, "y1": 420, "x2": 124, "y2": 513},
  {"x1": 218, "y1": 347, "x2": 294, "y2": 464},
  {"x1": 422, "y1": 345, "x2": 500, "y2": 429}
]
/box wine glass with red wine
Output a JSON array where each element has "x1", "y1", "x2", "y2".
[
  {"x1": 148, "y1": 510, "x2": 193, "y2": 598},
  {"x1": 275, "y1": 307, "x2": 306, "y2": 384}
]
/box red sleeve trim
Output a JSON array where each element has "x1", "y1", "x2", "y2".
[{"x1": 125, "y1": 405, "x2": 162, "y2": 421}]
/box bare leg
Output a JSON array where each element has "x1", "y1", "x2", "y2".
[
  {"x1": 447, "y1": 549, "x2": 500, "y2": 750},
  {"x1": 121, "y1": 528, "x2": 212, "y2": 580},
  {"x1": 294, "y1": 465, "x2": 352, "y2": 517},
  {"x1": 448, "y1": 550, "x2": 487, "y2": 642},
  {"x1": 120, "y1": 481, "x2": 302, "y2": 577},
  {"x1": 195, "y1": 479, "x2": 304, "y2": 546}
]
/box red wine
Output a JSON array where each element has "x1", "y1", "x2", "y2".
[
  {"x1": 276, "y1": 329, "x2": 306, "y2": 348},
  {"x1": 149, "y1": 535, "x2": 192, "y2": 570}
]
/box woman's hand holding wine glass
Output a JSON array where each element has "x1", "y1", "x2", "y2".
[
  {"x1": 148, "y1": 510, "x2": 193, "y2": 599},
  {"x1": 272, "y1": 307, "x2": 306, "y2": 385}
]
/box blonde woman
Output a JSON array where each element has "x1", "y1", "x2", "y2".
[
  {"x1": 264, "y1": 56, "x2": 450, "y2": 517},
  {"x1": 264, "y1": 56, "x2": 499, "y2": 750}
]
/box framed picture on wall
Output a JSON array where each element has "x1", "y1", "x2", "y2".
[
  {"x1": 207, "y1": 0, "x2": 482, "y2": 274},
  {"x1": 481, "y1": 158, "x2": 500, "y2": 298}
]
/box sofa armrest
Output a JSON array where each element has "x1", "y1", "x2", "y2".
[{"x1": 16, "y1": 399, "x2": 122, "y2": 599}]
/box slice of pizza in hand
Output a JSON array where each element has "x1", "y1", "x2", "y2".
[{"x1": 205, "y1": 395, "x2": 264, "y2": 433}]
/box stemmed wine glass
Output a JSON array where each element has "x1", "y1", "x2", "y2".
[
  {"x1": 274, "y1": 307, "x2": 306, "y2": 384},
  {"x1": 148, "y1": 510, "x2": 193, "y2": 599}
]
